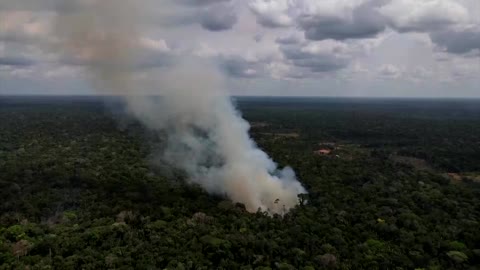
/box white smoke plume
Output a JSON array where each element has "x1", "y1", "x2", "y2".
[{"x1": 54, "y1": 0, "x2": 306, "y2": 213}]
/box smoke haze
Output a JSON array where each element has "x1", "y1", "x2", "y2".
[{"x1": 54, "y1": 0, "x2": 306, "y2": 213}]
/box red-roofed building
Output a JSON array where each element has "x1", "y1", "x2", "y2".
[{"x1": 314, "y1": 149, "x2": 332, "y2": 155}]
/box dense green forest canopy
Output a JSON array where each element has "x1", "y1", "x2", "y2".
[{"x1": 1, "y1": 96, "x2": 479, "y2": 269}]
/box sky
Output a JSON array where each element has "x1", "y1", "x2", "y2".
[{"x1": 0, "y1": 0, "x2": 479, "y2": 97}]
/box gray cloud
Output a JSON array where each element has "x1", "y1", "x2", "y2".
[
  {"x1": 280, "y1": 44, "x2": 350, "y2": 73},
  {"x1": 220, "y1": 56, "x2": 261, "y2": 78},
  {"x1": 0, "y1": 56, "x2": 36, "y2": 69},
  {"x1": 377, "y1": 0, "x2": 478, "y2": 56},
  {"x1": 276, "y1": 34, "x2": 303, "y2": 45},
  {"x1": 0, "y1": 0, "x2": 56, "y2": 11},
  {"x1": 180, "y1": 0, "x2": 231, "y2": 6},
  {"x1": 251, "y1": 13, "x2": 292, "y2": 28},
  {"x1": 199, "y1": 4, "x2": 237, "y2": 31},
  {"x1": 254, "y1": 33, "x2": 263, "y2": 43},
  {"x1": 0, "y1": 0, "x2": 228, "y2": 11},
  {"x1": 248, "y1": 0, "x2": 293, "y2": 28},
  {"x1": 217, "y1": 41, "x2": 351, "y2": 80},
  {"x1": 297, "y1": 0, "x2": 388, "y2": 41},
  {"x1": 388, "y1": 17, "x2": 464, "y2": 33},
  {"x1": 378, "y1": 64, "x2": 402, "y2": 79},
  {"x1": 138, "y1": 1, "x2": 238, "y2": 31},
  {"x1": 380, "y1": 0, "x2": 469, "y2": 33},
  {"x1": 0, "y1": 33, "x2": 33, "y2": 44},
  {"x1": 430, "y1": 28, "x2": 480, "y2": 55},
  {"x1": 0, "y1": 0, "x2": 112, "y2": 13},
  {"x1": 248, "y1": 0, "x2": 475, "y2": 48},
  {"x1": 0, "y1": 56, "x2": 35, "y2": 67},
  {"x1": 1, "y1": 0, "x2": 480, "y2": 97}
]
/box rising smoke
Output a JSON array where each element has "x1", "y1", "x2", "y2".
[{"x1": 54, "y1": 0, "x2": 306, "y2": 213}]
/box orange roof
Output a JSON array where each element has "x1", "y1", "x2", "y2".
[{"x1": 315, "y1": 149, "x2": 332, "y2": 155}]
